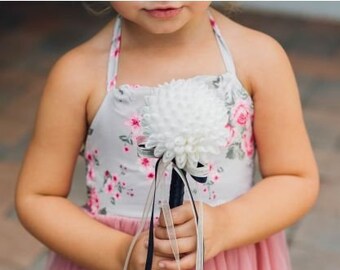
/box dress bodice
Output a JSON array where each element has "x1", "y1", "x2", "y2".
[{"x1": 83, "y1": 11, "x2": 255, "y2": 218}]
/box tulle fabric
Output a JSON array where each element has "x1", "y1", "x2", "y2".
[{"x1": 46, "y1": 213, "x2": 291, "y2": 270}]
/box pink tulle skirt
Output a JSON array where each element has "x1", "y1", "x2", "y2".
[{"x1": 46, "y1": 213, "x2": 291, "y2": 270}]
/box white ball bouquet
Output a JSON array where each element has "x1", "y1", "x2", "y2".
[{"x1": 141, "y1": 79, "x2": 229, "y2": 171}]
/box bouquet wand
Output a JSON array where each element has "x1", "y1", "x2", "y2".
[{"x1": 123, "y1": 80, "x2": 228, "y2": 270}]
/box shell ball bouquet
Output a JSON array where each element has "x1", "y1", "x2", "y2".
[{"x1": 141, "y1": 79, "x2": 229, "y2": 170}]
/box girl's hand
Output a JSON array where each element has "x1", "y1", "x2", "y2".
[
  {"x1": 128, "y1": 229, "x2": 174, "y2": 270},
  {"x1": 154, "y1": 201, "x2": 225, "y2": 269}
]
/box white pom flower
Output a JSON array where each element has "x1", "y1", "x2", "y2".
[{"x1": 141, "y1": 79, "x2": 229, "y2": 170}]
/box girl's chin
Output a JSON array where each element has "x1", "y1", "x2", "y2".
[{"x1": 144, "y1": 26, "x2": 183, "y2": 35}]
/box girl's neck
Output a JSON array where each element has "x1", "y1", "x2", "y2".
[{"x1": 121, "y1": 10, "x2": 212, "y2": 50}]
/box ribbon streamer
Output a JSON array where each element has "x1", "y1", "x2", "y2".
[{"x1": 123, "y1": 140, "x2": 208, "y2": 270}]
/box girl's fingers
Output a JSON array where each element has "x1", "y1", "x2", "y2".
[
  {"x1": 159, "y1": 252, "x2": 197, "y2": 270},
  {"x1": 155, "y1": 219, "x2": 196, "y2": 239},
  {"x1": 152, "y1": 236, "x2": 196, "y2": 256},
  {"x1": 158, "y1": 201, "x2": 194, "y2": 227},
  {"x1": 152, "y1": 254, "x2": 173, "y2": 270}
]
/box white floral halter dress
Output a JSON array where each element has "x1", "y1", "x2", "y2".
[{"x1": 84, "y1": 13, "x2": 255, "y2": 219}]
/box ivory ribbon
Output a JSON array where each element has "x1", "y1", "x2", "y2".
[{"x1": 123, "y1": 139, "x2": 208, "y2": 270}]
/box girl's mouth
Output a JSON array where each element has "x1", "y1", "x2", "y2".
[{"x1": 144, "y1": 7, "x2": 183, "y2": 19}]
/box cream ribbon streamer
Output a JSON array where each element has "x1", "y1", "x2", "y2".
[{"x1": 122, "y1": 141, "x2": 208, "y2": 270}]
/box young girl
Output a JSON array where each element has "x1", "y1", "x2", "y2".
[{"x1": 15, "y1": 2, "x2": 319, "y2": 270}]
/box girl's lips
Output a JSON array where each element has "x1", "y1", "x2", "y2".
[{"x1": 144, "y1": 7, "x2": 183, "y2": 19}]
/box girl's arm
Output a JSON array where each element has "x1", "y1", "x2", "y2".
[
  {"x1": 216, "y1": 33, "x2": 319, "y2": 252},
  {"x1": 152, "y1": 33, "x2": 319, "y2": 270},
  {"x1": 15, "y1": 50, "x2": 132, "y2": 270}
]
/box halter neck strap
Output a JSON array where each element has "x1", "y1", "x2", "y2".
[
  {"x1": 106, "y1": 10, "x2": 237, "y2": 92},
  {"x1": 207, "y1": 10, "x2": 236, "y2": 75}
]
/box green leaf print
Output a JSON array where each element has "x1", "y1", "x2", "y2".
[
  {"x1": 119, "y1": 135, "x2": 133, "y2": 145},
  {"x1": 235, "y1": 143, "x2": 245, "y2": 159},
  {"x1": 99, "y1": 208, "x2": 107, "y2": 215},
  {"x1": 111, "y1": 198, "x2": 116, "y2": 205},
  {"x1": 226, "y1": 146, "x2": 236, "y2": 159},
  {"x1": 226, "y1": 144, "x2": 245, "y2": 160},
  {"x1": 88, "y1": 128, "x2": 94, "y2": 135}
]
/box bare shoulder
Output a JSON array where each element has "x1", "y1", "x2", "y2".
[
  {"x1": 43, "y1": 18, "x2": 116, "y2": 127},
  {"x1": 47, "y1": 19, "x2": 115, "y2": 100},
  {"x1": 210, "y1": 8, "x2": 291, "y2": 96}
]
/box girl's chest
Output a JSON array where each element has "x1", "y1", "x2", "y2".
[{"x1": 115, "y1": 39, "x2": 227, "y2": 88}]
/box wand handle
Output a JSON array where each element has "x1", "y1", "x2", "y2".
[{"x1": 169, "y1": 168, "x2": 185, "y2": 209}]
